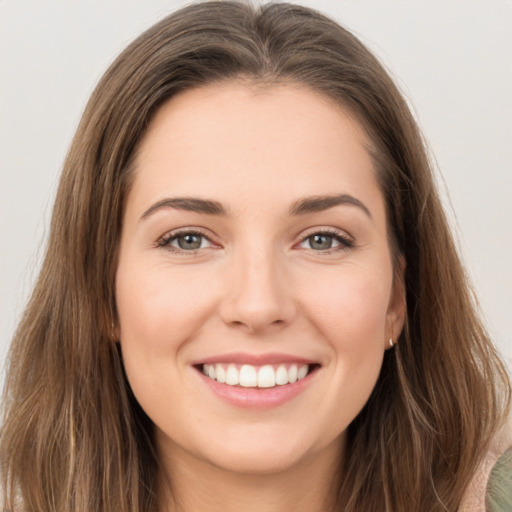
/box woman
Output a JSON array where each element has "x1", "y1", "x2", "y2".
[{"x1": 1, "y1": 2, "x2": 510, "y2": 511}]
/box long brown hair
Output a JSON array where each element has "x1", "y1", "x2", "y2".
[{"x1": 1, "y1": 2, "x2": 510, "y2": 511}]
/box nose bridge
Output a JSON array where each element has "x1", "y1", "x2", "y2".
[{"x1": 221, "y1": 238, "x2": 294, "y2": 333}]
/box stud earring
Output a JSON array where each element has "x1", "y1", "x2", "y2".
[
  {"x1": 389, "y1": 338, "x2": 394, "y2": 348},
  {"x1": 110, "y1": 323, "x2": 119, "y2": 342}
]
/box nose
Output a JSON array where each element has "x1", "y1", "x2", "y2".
[{"x1": 219, "y1": 246, "x2": 296, "y2": 335}]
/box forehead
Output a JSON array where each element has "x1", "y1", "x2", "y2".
[{"x1": 128, "y1": 81, "x2": 383, "y2": 218}]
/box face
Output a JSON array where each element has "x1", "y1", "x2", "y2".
[{"x1": 116, "y1": 82, "x2": 405, "y2": 476}]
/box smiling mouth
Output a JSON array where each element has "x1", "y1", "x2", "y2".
[{"x1": 197, "y1": 363, "x2": 319, "y2": 389}]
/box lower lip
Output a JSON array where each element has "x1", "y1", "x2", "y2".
[{"x1": 196, "y1": 368, "x2": 318, "y2": 409}]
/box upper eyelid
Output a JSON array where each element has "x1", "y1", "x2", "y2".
[
  {"x1": 159, "y1": 226, "x2": 213, "y2": 239},
  {"x1": 297, "y1": 226, "x2": 353, "y2": 241},
  {"x1": 156, "y1": 227, "x2": 217, "y2": 248}
]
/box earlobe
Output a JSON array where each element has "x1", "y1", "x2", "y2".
[
  {"x1": 108, "y1": 319, "x2": 120, "y2": 343},
  {"x1": 386, "y1": 257, "x2": 407, "y2": 348},
  {"x1": 105, "y1": 304, "x2": 120, "y2": 342}
]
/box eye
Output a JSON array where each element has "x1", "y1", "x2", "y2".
[
  {"x1": 298, "y1": 230, "x2": 353, "y2": 252},
  {"x1": 158, "y1": 230, "x2": 215, "y2": 252}
]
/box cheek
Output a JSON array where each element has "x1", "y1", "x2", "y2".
[
  {"x1": 301, "y1": 266, "x2": 391, "y2": 349},
  {"x1": 116, "y1": 263, "x2": 216, "y2": 354},
  {"x1": 115, "y1": 264, "x2": 213, "y2": 419},
  {"x1": 300, "y1": 268, "x2": 389, "y2": 434}
]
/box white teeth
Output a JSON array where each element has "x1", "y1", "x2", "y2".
[
  {"x1": 257, "y1": 365, "x2": 276, "y2": 388},
  {"x1": 202, "y1": 363, "x2": 311, "y2": 388},
  {"x1": 288, "y1": 364, "x2": 298, "y2": 383},
  {"x1": 225, "y1": 364, "x2": 239, "y2": 385},
  {"x1": 275, "y1": 365, "x2": 288, "y2": 385},
  {"x1": 216, "y1": 364, "x2": 226, "y2": 383},
  {"x1": 297, "y1": 364, "x2": 308, "y2": 380},
  {"x1": 239, "y1": 365, "x2": 257, "y2": 387}
]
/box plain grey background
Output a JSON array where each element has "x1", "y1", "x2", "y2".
[{"x1": 1, "y1": 0, "x2": 511, "y2": 391}]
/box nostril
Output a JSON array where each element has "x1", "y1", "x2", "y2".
[{"x1": 227, "y1": 317, "x2": 287, "y2": 335}]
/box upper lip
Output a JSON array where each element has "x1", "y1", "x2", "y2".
[{"x1": 192, "y1": 352, "x2": 320, "y2": 366}]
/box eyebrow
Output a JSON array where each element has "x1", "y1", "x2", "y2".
[
  {"x1": 289, "y1": 194, "x2": 372, "y2": 218},
  {"x1": 140, "y1": 197, "x2": 228, "y2": 220},
  {"x1": 140, "y1": 193, "x2": 371, "y2": 221}
]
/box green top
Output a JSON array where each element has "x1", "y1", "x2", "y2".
[{"x1": 486, "y1": 447, "x2": 512, "y2": 512}]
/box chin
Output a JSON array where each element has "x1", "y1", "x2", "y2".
[
  {"x1": 195, "y1": 424, "x2": 339, "y2": 476},
  {"x1": 205, "y1": 444, "x2": 311, "y2": 476}
]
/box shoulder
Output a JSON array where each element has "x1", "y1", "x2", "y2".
[
  {"x1": 486, "y1": 447, "x2": 512, "y2": 512},
  {"x1": 459, "y1": 419, "x2": 512, "y2": 512}
]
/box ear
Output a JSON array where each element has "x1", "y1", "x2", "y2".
[
  {"x1": 110, "y1": 324, "x2": 120, "y2": 343},
  {"x1": 385, "y1": 256, "x2": 406, "y2": 349},
  {"x1": 105, "y1": 308, "x2": 120, "y2": 343}
]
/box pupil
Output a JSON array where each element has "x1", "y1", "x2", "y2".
[
  {"x1": 310, "y1": 234, "x2": 332, "y2": 250},
  {"x1": 178, "y1": 234, "x2": 201, "y2": 250}
]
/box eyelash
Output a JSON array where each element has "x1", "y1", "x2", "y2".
[
  {"x1": 298, "y1": 228, "x2": 354, "y2": 254},
  {"x1": 157, "y1": 229, "x2": 214, "y2": 255},
  {"x1": 156, "y1": 228, "x2": 354, "y2": 255}
]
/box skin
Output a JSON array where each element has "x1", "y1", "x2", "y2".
[{"x1": 116, "y1": 81, "x2": 406, "y2": 512}]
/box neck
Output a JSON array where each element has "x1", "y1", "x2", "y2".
[{"x1": 157, "y1": 439, "x2": 343, "y2": 512}]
